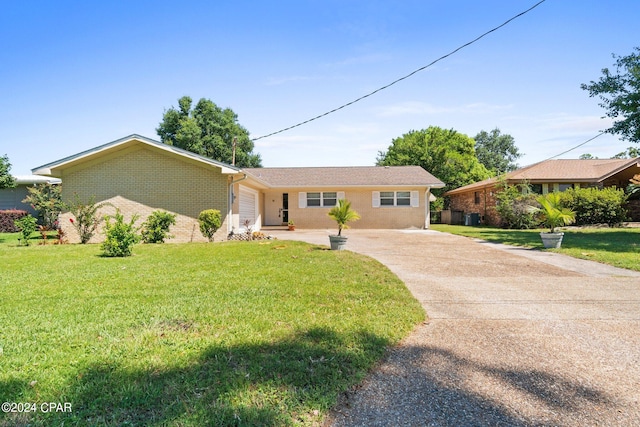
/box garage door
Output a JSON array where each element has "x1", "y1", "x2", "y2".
[{"x1": 239, "y1": 186, "x2": 258, "y2": 230}]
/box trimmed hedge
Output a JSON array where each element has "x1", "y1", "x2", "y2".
[
  {"x1": 0, "y1": 209, "x2": 28, "y2": 232},
  {"x1": 559, "y1": 187, "x2": 628, "y2": 227}
]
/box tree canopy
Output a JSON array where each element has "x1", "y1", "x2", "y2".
[
  {"x1": 473, "y1": 128, "x2": 521, "y2": 174},
  {"x1": 157, "y1": 96, "x2": 262, "y2": 168},
  {"x1": 376, "y1": 126, "x2": 491, "y2": 195},
  {"x1": 611, "y1": 146, "x2": 640, "y2": 159},
  {"x1": 0, "y1": 154, "x2": 16, "y2": 189},
  {"x1": 581, "y1": 47, "x2": 640, "y2": 143}
]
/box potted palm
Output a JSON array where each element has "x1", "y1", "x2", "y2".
[
  {"x1": 327, "y1": 199, "x2": 360, "y2": 250},
  {"x1": 288, "y1": 220, "x2": 296, "y2": 231},
  {"x1": 536, "y1": 192, "x2": 575, "y2": 249}
]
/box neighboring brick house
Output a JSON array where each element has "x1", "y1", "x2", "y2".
[
  {"x1": 33, "y1": 134, "x2": 444, "y2": 243},
  {"x1": 444, "y1": 158, "x2": 640, "y2": 225}
]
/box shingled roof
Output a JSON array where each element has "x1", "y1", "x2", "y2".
[
  {"x1": 244, "y1": 166, "x2": 444, "y2": 188},
  {"x1": 445, "y1": 158, "x2": 640, "y2": 195}
]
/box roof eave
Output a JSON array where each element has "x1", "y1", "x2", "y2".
[{"x1": 31, "y1": 134, "x2": 242, "y2": 176}]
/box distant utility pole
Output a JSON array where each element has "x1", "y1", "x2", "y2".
[{"x1": 232, "y1": 136, "x2": 237, "y2": 166}]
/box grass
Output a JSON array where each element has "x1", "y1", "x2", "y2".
[
  {"x1": 0, "y1": 235, "x2": 424, "y2": 426},
  {"x1": 431, "y1": 224, "x2": 640, "y2": 272}
]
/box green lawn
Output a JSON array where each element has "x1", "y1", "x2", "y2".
[
  {"x1": 0, "y1": 235, "x2": 424, "y2": 426},
  {"x1": 432, "y1": 224, "x2": 640, "y2": 272}
]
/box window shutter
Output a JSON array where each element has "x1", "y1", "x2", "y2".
[
  {"x1": 372, "y1": 191, "x2": 380, "y2": 208},
  {"x1": 410, "y1": 191, "x2": 419, "y2": 207},
  {"x1": 337, "y1": 191, "x2": 345, "y2": 201},
  {"x1": 298, "y1": 192, "x2": 307, "y2": 208}
]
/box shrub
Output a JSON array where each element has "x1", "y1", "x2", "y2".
[
  {"x1": 141, "y1": 210, "x2": 177, "y2": 243},
  {"x1": 22, "y1": 182, "x2": 63, "y2": 229},
  {"x1": 13, "y1": 215, "x2": 37, "y2": 245},
  {"x1": 495, "y1": 180, "x2": 539, "y2": 229},
  {"x1": 560, "y1": 187, "x2": 628, "y2": 226},
  {"x1": 198, "y1": 209, "x2": 222, "y2": 242},
  {"x1": 0, "y1": 209, "x2": 28, "y2": 232},
  {"x1": 66, "y1": 194, "x2": 110, "y2": 244},
  {"x1": 101, "y1": 210, "x2": 140, "y2": 257}
]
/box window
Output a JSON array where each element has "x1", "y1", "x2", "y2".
[
  {"x1": 380, "y1": 191, "x2": 395, "y2": 206},
  {"x1": 301, "y1": 191, "x2": 341, "y2": 208},
  {"x1": 373, "y1": 191, "x2": 419, "y2": 207},
  {"x1": 307, "y1": 192, "x2": 321, "y2": 207},
  {"x1": 474, "y1": 191, "x2": 481, "y2": 204},
  {"x1": 530, "y1": 184, "x2": 543, "y2": 194},
  {"x1": 397, "y1": 191, "x2": 411, "y2": 206},
  {"x1": 558, "y1": 183, "x2": 574, "y2": 192},
  {"x1": 323, "y1": 192, "x2": 337, "y2": 206}
]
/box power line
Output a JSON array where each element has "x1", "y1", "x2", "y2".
[
  {"x1": 252, "y1": 0, "x2": 547, "y2": 141},
  {"x1": 545, "y1": 132, "x2": 606, "y2": 160}
]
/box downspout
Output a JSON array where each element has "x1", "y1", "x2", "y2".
[
  {"x1": 425, "y1": 188, "x2": 431, "y2": 229},
  {"x1": 228, "y1": 173, "x2": 248, "y2": 235}
]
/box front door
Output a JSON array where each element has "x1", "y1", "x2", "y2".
[
  {"x1": 265, "y1": 192, "x2": 289, "y2": 226},
  {"x1": 282, "y1": 193, "x2": 289, "y2": 224}
]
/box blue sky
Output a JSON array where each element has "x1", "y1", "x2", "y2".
[{"x1": 1, "y1": 0, "x2": 639, "y2": 175}]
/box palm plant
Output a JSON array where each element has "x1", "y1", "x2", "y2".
[
  {"x1": 628, "y1": 174, "x2": 640, "y2": 199},
  {"x1": 536, "y1": 192, "x2": 575, "y2": 233},
  {"x1": 327, "y1": 199, "x2": 360, "y2": 236}
]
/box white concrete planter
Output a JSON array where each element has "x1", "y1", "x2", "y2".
[
  {"x1": 540, "y1": 232, "x2": 564, "y2": 249},
  {"x1": 329, "y1": 235, "x2": 348, "y2": 250}
]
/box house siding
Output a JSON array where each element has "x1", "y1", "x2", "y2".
[
  {"x1": 0, "y1": 185, "x2": 35, "y2": 215},
  {"x1": 271, "y1": 187, "x2": 429, "y2": 230},
  {"x1": 59, "y1": 145, "x2": 230, "y2": 243}
]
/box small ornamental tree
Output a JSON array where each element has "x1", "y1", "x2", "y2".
[
  {"x1": 66, "y1": 194, "x2": 110, "y2": 243},
  {"x1": 22, "y1": 182, "x2": 63, "y2": 229},
  {"x1": 494, "y1": 178, "x2": 539, "y2": 229},
  {"x1": 198, "y1": 209, "x2": 222, "y2": 242},
  {"x1": 14, "y1": 215, "x2": 37, "y2": 245},
  {"x1": 327, "y1": 199, "x2": 360, "y2": 236},
  {"x1": 101, "y1": 210, "x2": 140, "y2": 257},
  {"x1": 141, "y1": 210, "x2": 177, "y2": 243}
]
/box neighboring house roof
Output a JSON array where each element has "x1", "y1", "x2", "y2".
[
  {"x1": 244, "y1": 166, "x2": 445, "y2": 188},
  {"x1": 445, "y1": 158, "x2": 640, "y2": 196},
  {"x1": 31, "y1": 134, "x2": 242, "y2": 176},
  {"x1": 14, "y1": 175, "x2": 61, "y2": 185}
]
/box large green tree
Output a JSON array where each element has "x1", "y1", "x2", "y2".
[
  {"x1": 0, "y1": 154, "x2": 16, "y2": 189},
  {"x1": 581, "y1": 47, "x2": 640, "y2": 143},
  {"x1": 473, "y1": 128, "x2": 521, "y2": 174},
  {"x1": 157, "y1": 96, "x2": 262, "y2": 167},
  {"x1": 376, "y1": 126, "x2": 491, "y2": 195}
]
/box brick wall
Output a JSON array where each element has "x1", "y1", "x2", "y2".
[
  {"x1": 59, "y1": 144, "x2": 230, "y2": 243},
  {"x1": 448, "y1": 187, "x2": 500, "y2": 225}
]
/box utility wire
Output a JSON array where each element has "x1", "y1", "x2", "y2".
[
  {"x1": 252, "y1": 0, "x2": 547, "y2": 141},
  {"x1": 545, "y1": 132, "x2": 606, "y2": 160}
]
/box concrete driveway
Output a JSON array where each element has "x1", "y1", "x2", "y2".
[{"x1": 266, "y1": 229, "x2": 640, "y2": 426}]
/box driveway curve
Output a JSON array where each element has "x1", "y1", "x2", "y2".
[{"x1": 266, "y1": 229, "x2": 640, "y2": 426}]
